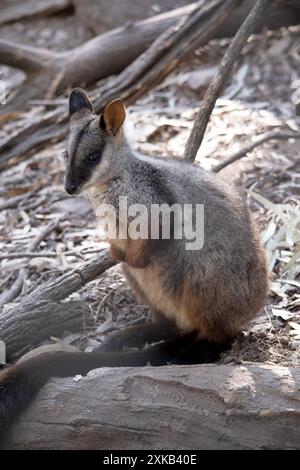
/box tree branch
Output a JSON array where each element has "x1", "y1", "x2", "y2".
[
  {"x1": 0, "y1": 40, "x2": 55, "y2": 73},
  {"x1": 213, "y1": 129, "x2": 300, "y2": 172},
  {"x1": 31, "y1": 248, "x2": 116, "y2": 304},
  {"x1": 184, "y1": 0, "x2": 270, "y2": 162}
]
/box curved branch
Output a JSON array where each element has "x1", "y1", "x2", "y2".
[
  {"x1": 0, "y1": 40, "x2": 56, "y2": 73},
  {"x1": 213, "y1": 129, "x2": 300, "y2": 172}
]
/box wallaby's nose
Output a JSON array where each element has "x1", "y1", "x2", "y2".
[{"x1": 65, "y1": 182, "x2": 77, "y2": 195}]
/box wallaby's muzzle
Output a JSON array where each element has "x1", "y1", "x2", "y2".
[
  {"x1": 65, "y1": 171, "x2": 79, "y2": 195},
  {"x1": 65, "y1": 181, "x2": 77, "y2": 195}
]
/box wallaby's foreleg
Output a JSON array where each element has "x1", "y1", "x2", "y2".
[
  {"x1": 110, "y1": 239, "x2": 150, "y2": 268},
  {"x1": 96, "y1": 319, "x2": 179, "y2": 352}
]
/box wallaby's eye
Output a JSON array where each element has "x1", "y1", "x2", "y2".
[
  {"x1": 87, "y1": 151, "x2": 102, "y2": 163},
  {"x1": 63, "y1": 150, "x2": 68, "y2": 160}
]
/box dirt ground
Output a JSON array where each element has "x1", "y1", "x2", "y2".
[{"x1": 0, "y1": 10, "x2": 300, "y2": 367}]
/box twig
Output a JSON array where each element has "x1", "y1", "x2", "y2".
[
  {"x1": 32, "y1": 248, "x2": 116, "y2": 304},
  {"x1": 0, "y1": 217, "x2": 63, "y2": 310},
  {"x1": 29, "y1": 99, "x2": 67, "y2": 107},
  {"x1": 45, "y1": 69, "x2": 66, "y2": 100},
  {"x1": 97, "y1": 315, "x2": 147, "y2": 337},
  {"x1": 0, "y1": 193, "x2": 32, "y2": 212},
  {"x1": 0, "y1": 248, "x2": 107, "y2": 261},
  {"x1": 0, "y1": 252, "x2": 59, "y2": 261},
  {"x1": 21, "y1": 195, "x2": 47, "y2": 211},
  {"x1": 0, "y1": 274, "x2": 13, "y2": 293},
  {"x1": 213, "y1": 129, "x2": 300, "y2": 172},
  {"x1": 184, "y1": 0, "x2": 270, "y2": 162},
  {"x1": 28, "y1": 217, "x2": 62, "y2": 251},
  {"x1": 0, "y1": 187, "x2": 42, "y2": 212}
]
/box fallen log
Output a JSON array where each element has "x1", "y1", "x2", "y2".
[
  {"x1": 1, "y1": 363, "x2": 300, "y2": 449},
  {"x1": 74, "y1": 0, "x2": 300, "y2": 37},
  {"x1": 0, "y1": 248, "x2": 116, "y2": 361},
  {"x1": 0, "y1": 300, "x2": 92, "y2": 361}
]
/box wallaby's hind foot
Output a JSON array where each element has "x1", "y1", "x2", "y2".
[{"x1": 171, "y1": 338, "x2": 233, "y2": 365}]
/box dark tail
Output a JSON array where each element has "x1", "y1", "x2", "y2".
[{"x1": 0, "y1": 334, "x2": 227, "y2": 431}]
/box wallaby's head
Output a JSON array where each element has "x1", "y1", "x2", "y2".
[{"x1": 64, "y1": 87, "x2": 126, "y2": 195}]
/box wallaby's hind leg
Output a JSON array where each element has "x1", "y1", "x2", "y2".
[
  {"x1": 96, "y1": 318, "x2": 178, "y2": 352},
  {"x1": 171, "y1": 337, "x2": 232, "y2": 365}
]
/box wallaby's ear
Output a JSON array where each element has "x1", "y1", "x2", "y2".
[
  {"x1": 69, "y1": 87, "x2": 93, "y2": 116},
  {"x1": 100, "y1": 99, "x2": 126, "y2": 136}
]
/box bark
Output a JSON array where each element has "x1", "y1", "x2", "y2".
[
  {"x1": 1, "y1": 363, "x2": 300, "y2": 449},
  {"x1": 0, "y1": 249, "x2": 116, "y2": 361}
]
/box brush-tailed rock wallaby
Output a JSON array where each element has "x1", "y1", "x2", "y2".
[{"x1": 0, "y1": 88, "x2": 268, "y2": 429}]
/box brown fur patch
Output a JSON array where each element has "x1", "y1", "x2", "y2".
[
  {"x1": 110, "y1": 236, "x2": 151, "y2": 269},
  {"x1": 125, "y1": 239, "x2": 151, "y2": 268},
  {"x1": 102, "y1": 99, "x2": 126, "y2": 136}
]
